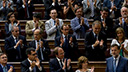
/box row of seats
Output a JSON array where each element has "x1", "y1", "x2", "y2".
[
  {"x1": 7, "y1": 61, "x2": 106, "y2": 72},
  {"x1": 0, "y1": 39, "x2": 112, "y2": 58}
]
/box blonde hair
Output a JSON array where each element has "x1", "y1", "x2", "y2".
[
  {"x1": 77, "y1": 56, "x2": 88, "y2": 69},
  {"x1": 116, "y1": 27, "x2": 125, "y2": 40}
]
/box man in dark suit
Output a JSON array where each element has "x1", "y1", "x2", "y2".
[
  {"x1": 114, "y1": 7, "x2": 128, "y2": 38},
  {"x1": 29, "y1": 29, "x2": 51, "y2": 61},
  {"x1": 49, "y1": 47, "x2": 74, "y2": 72},
  {"x1": 94, "y1": 7, "x2": 114, "y2": 38},
  {"x1": 16, "y1": 0, "x2": 35, "y2": 20},
  {"x1": 0, "y1": 53, "x2": 15, "y2": 72},
  {"x1": 21, "y1": 48, "x2": 46, "y2": 72},
  {"x1": 5, "y1": 26, "x2": 28, "y2": 62},
  {"x1": 106, "y1": 44, "x2": 128, "y2": 72},
  {"x1": 55, "y1": 24, "x2": 78, "y2": 61},
  {"x1": 85, "y1": 20, "x2": 107, "y2": 61}
]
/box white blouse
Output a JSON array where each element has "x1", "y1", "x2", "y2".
[{"x1": 111, "y1": 39, "x2": 128, "y2": 58}]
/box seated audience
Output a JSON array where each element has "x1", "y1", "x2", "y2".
[
  {"x1": 63, "y1": 0, "x2": 78, "y2": 19},
  {"x1": 5, "y1": 26, "x2": 28, "y2": 62},
  {"x1": 76, "y1": 56, "x2": 94, "y2": 72},
  {"x1": 21, "y1": 48, "x2": 46, "y2": 72},
  {"x1": 49, "y1": 47, "x2": 74, "y2": 72},
  {"x1": 111, "y1": 27, "x2": 128, "y2": 58},
  {"x1": 29, "y1": 29, "x2": 51, "y2": 61},
  {"x1": 114, "y1": 6, "x2": 128, "y2": 38},
  {"x1": 45, "y1": 9, "x2": 63, "y2": 39},
  {"x1": 83, "y1": 0, "x2": 101, "y2": 19},
  {"x1": 85, "y1": 20, "x2": 107, "y2": 61},
  {"x1": 0, "y1": 53, "x2": 15, "y2": 72},
  {"x1": 5, "y1": 12, "x2": 21, "y2": 37},
  {"x1": 16, "y1": 0, "x2": 35, "y2": 20},
  {"x1": 106, "y1": 44, "x2": 128, "y2": 72},
  {"x1": 0, "y1": 0, "x2": 14, "y2": 20},
  {"x1": 71, "y1": 7, "x2": 89, "y2": 39},
  {"x1": 103, "y1": 0, "x2": 122, "y2": 19},
  {"x1": 94, "y1": 7, "x2": 114, "y2": 38},
  {"x1": 43, "y1": 0, "x2": 62, "y2": 19},
  {"x1": 25, "y1": 12, "x2": 45, "y2": 39},
  {"x1": 55, "y1": 24, "x2": 79, "y2": 61}
]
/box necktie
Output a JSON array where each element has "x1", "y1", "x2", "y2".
[
  {"x1": 78, "y1": 18, "x2": 81, "y2": 24},
  {"x1": 16, "y1": 38, "x2": 22, "y2": 59},
  {"x1": 60, "y1": 59, "x2": 63, "y2": 67},
  {"x1": 33, "y1": 66, "x2": 36, "y2": 72},
  {"x1": 65, "y1": 36, "x2": 69, "y2": 58},
  {"x1": 113, "y1": 59, "x2": 117, "y2": 72},
  {"x1": 3, "y1": 66, "x2": 7, "y2": 72}
]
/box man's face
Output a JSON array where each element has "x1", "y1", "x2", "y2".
[
  {"x1": 28, "y1": 51, "x2": 37, "y2": 61},
  {"x1": 12, "y1": 27, "x2": 19, "y2": 37},
  {"x1": 56, "y1": 48, "x2": 64, "y2": 60},
  {"x1": 61, "y1": 25, "x2": 69, "y2": 36},
  {"x1": 121, "y1": 7, "x2": 128, "y2": 18},
  {"x1": 0, "y1": 54, "x2": 7, "y2": 64},
  {"x1": 34, "y1": 30, "x2": 41, "y2": 41},
  {"x1": 75, "y1": 8, "x2": 82, "y2": 18},
  {"x1": 111, "y1": 46, "x2": 120, "y2": 58},
  {"x1": 92, "y1": 24, "x2": 101, "y2": 34},
  {"x1": 9, "y1": 14, "x2": 15, "y2": 22},
  {"x1": 100, "y1": 11, "x2": 108, "y2": 19},
  {"x1": 50, "y1": 9, "x2": 57, "y2": 19}
]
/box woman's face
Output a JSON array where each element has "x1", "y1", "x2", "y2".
[
  {"x1": 117, "y1": 30, "x2": 124, "y2": 39},
  {"x1": 82, "y1": 61, "x2": 88, "y2": 69},
  {"x1": 9, "y1": 14, "x2": 15, "y2": 22}
]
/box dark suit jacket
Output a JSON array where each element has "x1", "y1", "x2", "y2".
[
  {"x1": 49, "y1": 58, "x2": 74, "y2": 72},
  {"x1": 5, "y1": 35, "x2": 28, "y2": 62},
  {"x1": 0, "y1": 64, "x2": 15, "y2": 72},
  {"x1": 106, "y1": 56, "x2": 128, "y2": 72},
  {"x1": 16, "y1": 0, "x2": 35, "y2": 20},
  {"x1": 55, "y1": 34, "x2": 78, "y2": 61},
  {"x1": 94, "y1": 17, "x2": 114, "y2": 38},
  {"x1": 85, "y1": 30, "x2": 107, "y2": 61},
  {"x1": 29, "y1": 39, "x2": 51, "y2": 61},
  {"x1": 21, "y1": 59, "x2": 46, "y2": 72},
  {"x1": 114, "y1": 18, "x2": 128, "y2": 38}
]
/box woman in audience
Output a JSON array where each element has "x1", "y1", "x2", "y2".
[
  {"x1": 63, "y1": 0, "x2": 78, "y2": 19},
  {"x1": 111, "y1": 27, "x2": 128, "y2": 58},
  {"x1": 5, "y1": 12, "x2": 21, "y2": 37},
  {"x1": 76, "y1": 56, "x2": 94, "y2": 72}
]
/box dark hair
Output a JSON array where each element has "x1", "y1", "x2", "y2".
[
  {"x1": 7, "y1": 12, "x2": 17, "y2": 23},
  {"x1": 101, "y1": 7, "x2": 109, "y2": 12},
  {"x1": 111, "y1": 44, "x2": 120, "y2": 50},
  {"x1": 33, "y1": 12, "x2": 41, "y2": 19},
  {"x1": 61, "y1": 24, "x2": 69, "y2": 30},
  {"x1": 50, "y1": 9, "x2": 57, "y2": 14},
  {"x1": 74, "y1": 7, "x2": 82, "y2": 13},
  {"x1": 26, "y1": 48, "x2": 35, "y2": 55},
  {"x1": 0, "y1": 53, "x2": 7, "y2": 57}
]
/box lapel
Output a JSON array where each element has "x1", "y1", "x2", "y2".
[
  {"x1": 116, "y1": 56, "x2": 122, "y2": 70},
  {"x1": 0, "y1": 64, "x2": 3, "y2": 72},
  {"x1": 55, "y1": 58, "x2": 61, "y2": 68},
  {"x1": 75, "y1": 17, "x2": 80, "y2": 25},
  {"x1": 33, "y1": 40, "x2": 36, "y2": 49},
  {"x1": 110, "y1": 57, "x2": 114, "y2": 71},
  {"x1": 10, "y1": 35, "x2": 16, "y2": 45}
]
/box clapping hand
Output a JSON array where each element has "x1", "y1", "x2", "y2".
[
  {"x1": 8, "y1": 66, "x2": 13, "y2": 72},
  {"x1": 100, "y1": 39, "x2": 104, "y2": 47}
]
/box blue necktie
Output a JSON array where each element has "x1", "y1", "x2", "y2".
[
  {"x1": 33, "y1": 66, "x2": 36, "y2": 72},
  {"x1": 3, "y1": 66, "x2": 7, "y2": 72},
  {"x1": 16, "y1": 39, "x2": 22, "y2": 59},
  {"x1": 113, "y1": 59, "x2": 117, "y2": 72}
]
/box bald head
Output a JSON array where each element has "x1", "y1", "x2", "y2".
[
  {"x1": 34, "y1": 29, "x2": 41, "y2": 40},
  {"x1": 121, "y1": 7, "x2": 128, "y2": 18}
]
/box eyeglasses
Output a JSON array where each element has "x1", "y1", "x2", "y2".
[
  {"x1": 32, "y1": 53, "x2": 37, "y2": 56},
  {"x1": 60, "y1": 52, "x2": 65, "y2": 55}
]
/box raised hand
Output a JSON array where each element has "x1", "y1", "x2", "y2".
[
  {"x1": 28, "y1": 0, "x2": 31, "y2": 5},
  {"x1": 69, "y1": 37, "x2": 72, "y2": 44},
  {"x1": 8, "y1": 66, "x2": 13, "y2": 72},
  {"x1": 35, "y1": 58, "x2": 40, "y2": 67},
  {"x1": 100, "y1": 39, "x2": 104, "y2": 47},
  {"x1": 36, "y1": 42, "x2": 40, "y2": 51},
  {"x1": 16, "y1": 21, "x2": 20, "y2": 26},
  {"x1": 119, "y1": 17, "x2": 123, "y2": 25},
  {"x1": 30, "y1": 61, "x2": 36, "y2": 69},
  {"x1": 40, "y1": 41, "x2": 43, "y2": 48},
  {"x1": 55, "y1": 18, "x2": 59, "y2": 26},
  {"x1": 87, "y1": 0, "x2": 90, "y2": 7},
  {"x1": 62, "y1": 59, "x2": 66, "y2": 70},
  {"x1": 102, "y1": 21, "x2": 106, "y2": 28},
  {"x1": 67, "y1": 59, "x2": 71, "y2": 68},
  {"x1": 60, "y1": 37, "x2": 64, "y2": 46},
  {"x1": 35, "y1": 21, "x2": 39, "y2": 29},
  {"x1": 93, "y1": 40, "x2": 99, "y2": 47},
  {"x1": 91, "y1": 66, "x2": 95, "y2": 72}
]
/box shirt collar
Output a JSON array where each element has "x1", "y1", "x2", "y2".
[
  {"x1": 62, "y1": 34, "x2": 68, "y2": 38},
  {"x1": 27, "y1": 58, "x2": 33, "y2": 63},
  {"x1": 56, "y1": 57, "x2": 63, "y2": 62},
  {"x1": 0, "y1": 64, "x2": 7, "y2": 69},
  {"x1": 113, "y1": 55, "x2": 120, "y2": 61},
  {"x1": 12, "y1": 35, "x2": 17, "y2": 40}
]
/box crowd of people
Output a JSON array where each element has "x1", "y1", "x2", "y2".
[{"x1": 0, "y1": 0, "x2": 128, "y2": 72}]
